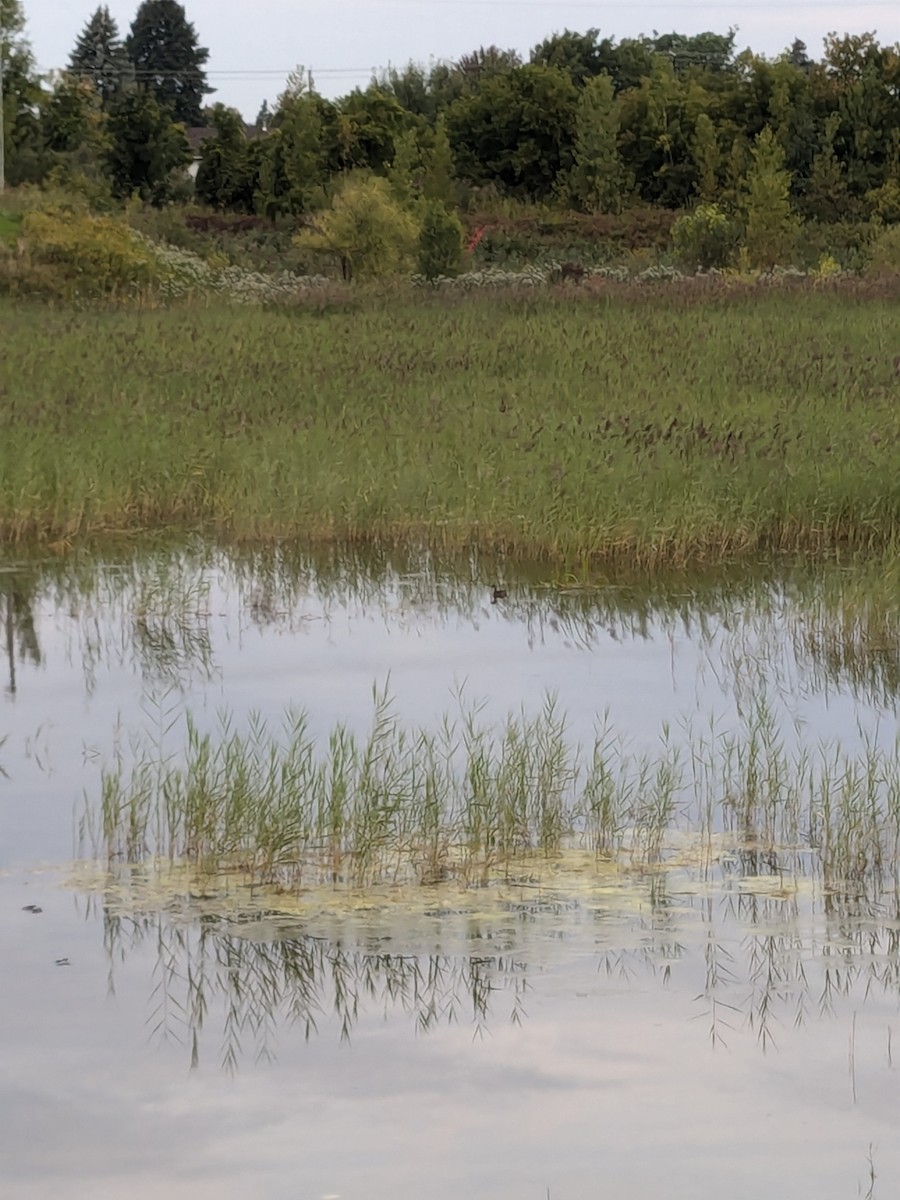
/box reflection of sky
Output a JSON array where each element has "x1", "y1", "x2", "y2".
[
  {"x1": 2, "y1": 554, "x2": 900, "y2": 1197},
  {"x1": 2, "y1": 872, "x2": 899, "y2": 1200},
  {"x1": 2, "y1": 557, "x2": 895, "y2": 864}
]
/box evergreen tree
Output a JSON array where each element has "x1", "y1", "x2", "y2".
[
  {"x1": 126, "y1": 0, "x2": 210, "y2": 126},
  {"x1": 740, "y1": 126, "x2": 799, "y2": 268},
  {"x1": 423, "y1": 114, "x2": 456, "y2": 205},
  {"x1": 565, "y1": 73, "x2": 631, "y2": 213},
  {"x1": 802, "y1": 114, "x2": 851, "y2": 222},
  {"x1": 692, "y1": 112, "x2": 721, "y2": 201},
  {"x1": 386, "y1": 126, "x2": 421, "y2": 208},
  {"x1": 105, "y1": 87, "x2": 190, "y2": 202},
  {"x1": 69, "y1": 6, "x2": 132, "y2": 108}
]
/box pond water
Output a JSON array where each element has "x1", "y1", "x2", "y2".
[{"x1": 2, "y1": 543, "x2": 900, "y2": 1199}]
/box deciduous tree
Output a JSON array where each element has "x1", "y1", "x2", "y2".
[{"x1": 105, "y1": 87, "x2": 190, "y2": 202}]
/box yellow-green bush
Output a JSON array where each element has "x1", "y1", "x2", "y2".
[
  {"x1": 671, "y1": 203, "x2": 739, "y2": 270},
  {"x1": 8, "y1": 209, "x2": 169, "y2": 299},
  {"x1": 866, "y1": 224, "x2": 900, "y2": 276}
]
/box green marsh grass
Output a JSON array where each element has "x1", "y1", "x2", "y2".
[
  {"x1": 2, "y1": 285, "x2": 900, "y2": 565},
  {"x1": 81, "y1": 691, "x2": 900, "y2": 896}
]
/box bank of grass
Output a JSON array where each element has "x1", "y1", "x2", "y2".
[{"x1": 1, "y1": 283, "x2": 900, "y2": 565}]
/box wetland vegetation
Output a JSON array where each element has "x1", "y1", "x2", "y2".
[{"x1": 2, "y1": 287, "x2": 900, "y2": 564}]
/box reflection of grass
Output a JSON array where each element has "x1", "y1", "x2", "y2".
[
  {"x1": 81, "y1": 690, "x2": 900, "y2": 896},
  {"x1": 71, "y1": 834, "x2": 900, "y2": 1068},
  {"x1": 4, "y1": 535, "x2": 900, "y2": 708},
  {"x1": 2, "y1": 289, "x2": 899, "y2": 562}
]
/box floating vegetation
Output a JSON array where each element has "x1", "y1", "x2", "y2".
[{"x1": 80, "y1": 689, "x2": 900, "y2": 895}]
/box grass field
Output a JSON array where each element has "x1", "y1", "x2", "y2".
[{"x1": 2, "y1": 283, "x2": 899, "y2": 565}]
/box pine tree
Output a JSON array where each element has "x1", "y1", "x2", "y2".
[
  {"x1": 126, "y1": 0, "x2": 210, "y2": 126},
  {"x1": 387, "y1": 126, "x2": 421, "y2": 208},
  {"x1": 692, "y1": 112, "x2": 721, "y2": 201},
  {"x1": 423, "y1": 114, "x2": 456, "y2": 205},
  {"x1": 802, "y1": 114, "x2": 850, "y2": 223},
  {"x1": 565, "y1": 73, "x2": 631, "y2": 213},
  {"x1": 740, "y1": 126, "x2": 800, "y2": 269},
  {"x1": 69, "y1": 6, "x2": 132, "y2": 108}
]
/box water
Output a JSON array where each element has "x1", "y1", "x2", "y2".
[{"x1": 2, "y1": 543, "x2": 900, "y2": 1199}]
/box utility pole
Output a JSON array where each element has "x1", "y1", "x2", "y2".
[{"x1": 0, "y1": 17, "x2": 5, "y2": 195}]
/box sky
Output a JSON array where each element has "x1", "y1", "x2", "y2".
[{"x1": 26, "y1": 0, "x2": 900, "y2": 119}]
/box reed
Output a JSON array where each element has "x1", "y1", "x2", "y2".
[
  {"x1": 80, "y1": 691, "x2": 900, "y2": 895},
  {"x1": 2, "y1": 285, "x2": 899, "y2": 565}
]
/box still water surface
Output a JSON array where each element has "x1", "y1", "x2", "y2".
[{"x1": 2, "y1": 544, "x2": 899, "y2": 1199}]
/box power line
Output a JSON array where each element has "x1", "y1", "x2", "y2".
[{"x1": 296, "y1": 0, "x2": 900, "y2": 7}]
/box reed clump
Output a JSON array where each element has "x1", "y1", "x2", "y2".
[
  {"x1": 2, "y1": 287, "x2": 899, "y2": 565},
  {"x1": 81, "y1": 692, "x2": 900, "y2": 895}
]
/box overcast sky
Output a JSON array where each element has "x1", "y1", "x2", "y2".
[{"x1": 28, "y1": 0, "x2": 900, "y2": 118}]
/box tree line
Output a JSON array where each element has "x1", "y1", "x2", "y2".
[{"x1": 3, "y1": 0, "x2": 900, "y2": 228}]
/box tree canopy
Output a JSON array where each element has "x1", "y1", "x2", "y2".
[{"x1": 125, "y1": 0, "x2": 210, "y2": 125}]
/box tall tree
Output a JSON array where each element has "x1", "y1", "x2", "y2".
[
  {"x1": 69, "y1": 6, "x2": 132, "y2": 108},
  {"x1": 448, "y1": 64, "x2": 579, "y2": 200},
  {"x1": 740, "y1": 125, "x2": 799, "y2": 268},
  {"x1": 530, "y1": 28, "x2": 617, "y2": 86},
  {"x1": 126, "y1": 0, "x2": 210, "y2": 126},
  {"x1": 105, "y1": 87, "x2": 190, "y2": 201},
  {"x1": 565, "y1": 73, "x2": 631, "y2": 212},
  {"x1": 1, "y1": 0, "x2": 44, "y2": 185},
  {"x1": 194, "y1": 104, "x2": 255, "y2": 210}
]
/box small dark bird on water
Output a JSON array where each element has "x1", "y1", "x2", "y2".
[{"x1": 491, "y1": 586, "x2": 508, "y2": 604}]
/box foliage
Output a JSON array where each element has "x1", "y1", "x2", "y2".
[
  {"x1": 68, "y1": 6, "x2": 132, "y2": 108},
  {"x1": 12, "y1": 207, "x2": 167, "y2": 297},
  {"x1": 417, "y1": 199, "x2": 464, "y2": 279},
  {"x1": 564, "y1": 73, "x2": 632, "y2": 214},
  {"x1": 422, "y1": 114, "x2": 457, "y2": 205},
  {"x1": 692, "y1": 113, "x2": 721, "y2": 202},
  {"x1": 617, "y1": 59, "x2": 697, "y2": 207},
  {"x1": 125, "y1": 0, "x2": 210, "y2": 126},
  {"x1": 447, "y1": 64, "x2": 579, "y2": 200},
  {"x1": 866, "y1": 179, "x2": 900, "y2": 225},
  {"x1": 105, "y1": 88, "x2": 190, "y2": 202},
  {"x1": 294, "y1": 174, "x2": 419, "y2": 280},
  {"x1": 194, "y1": 104, "x2": 255, "y2": 211},
  {"x1": 1, "y1": 0, "x2": 45, "y2": 186},
  {"x1": 866, "y1": 224, "x2": 900, "y2": 275},
  {"x1": 740, "y1": 126, "x2": 800, "y2": 269},
  {"x1": 671, "y1": 203, "x2": 739, "y2": 269}
]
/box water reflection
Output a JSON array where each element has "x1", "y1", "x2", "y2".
[
  {"x1": 0, "y1": 542, "x2": 898, "y2": 709},
  {"x1": 72, "y1": 860, "x2": 900, "y2": 1074},
  {"x1": 98, "y1": 907, "x2": 529, "y2": 1071}
]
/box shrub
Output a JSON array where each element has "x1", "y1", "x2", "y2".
[
  {"x1": 867, "y1": 224, "x2": 900, "y2": 276},
  {"x1": 12, "y1": 209, "x2": 167, "y2": 299},
  {"x1": 294, "y1": 175, "x2": 419, "y2": 281},
  {"x1": 866, "y1": 180, "x2": 900, "y2": 225},
  {"x1": 417, "y1": 201, "x2": 464, "y2": 280},
  {"x1": 671, "y1": 204, "x2": 739, "y2": 269}
]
